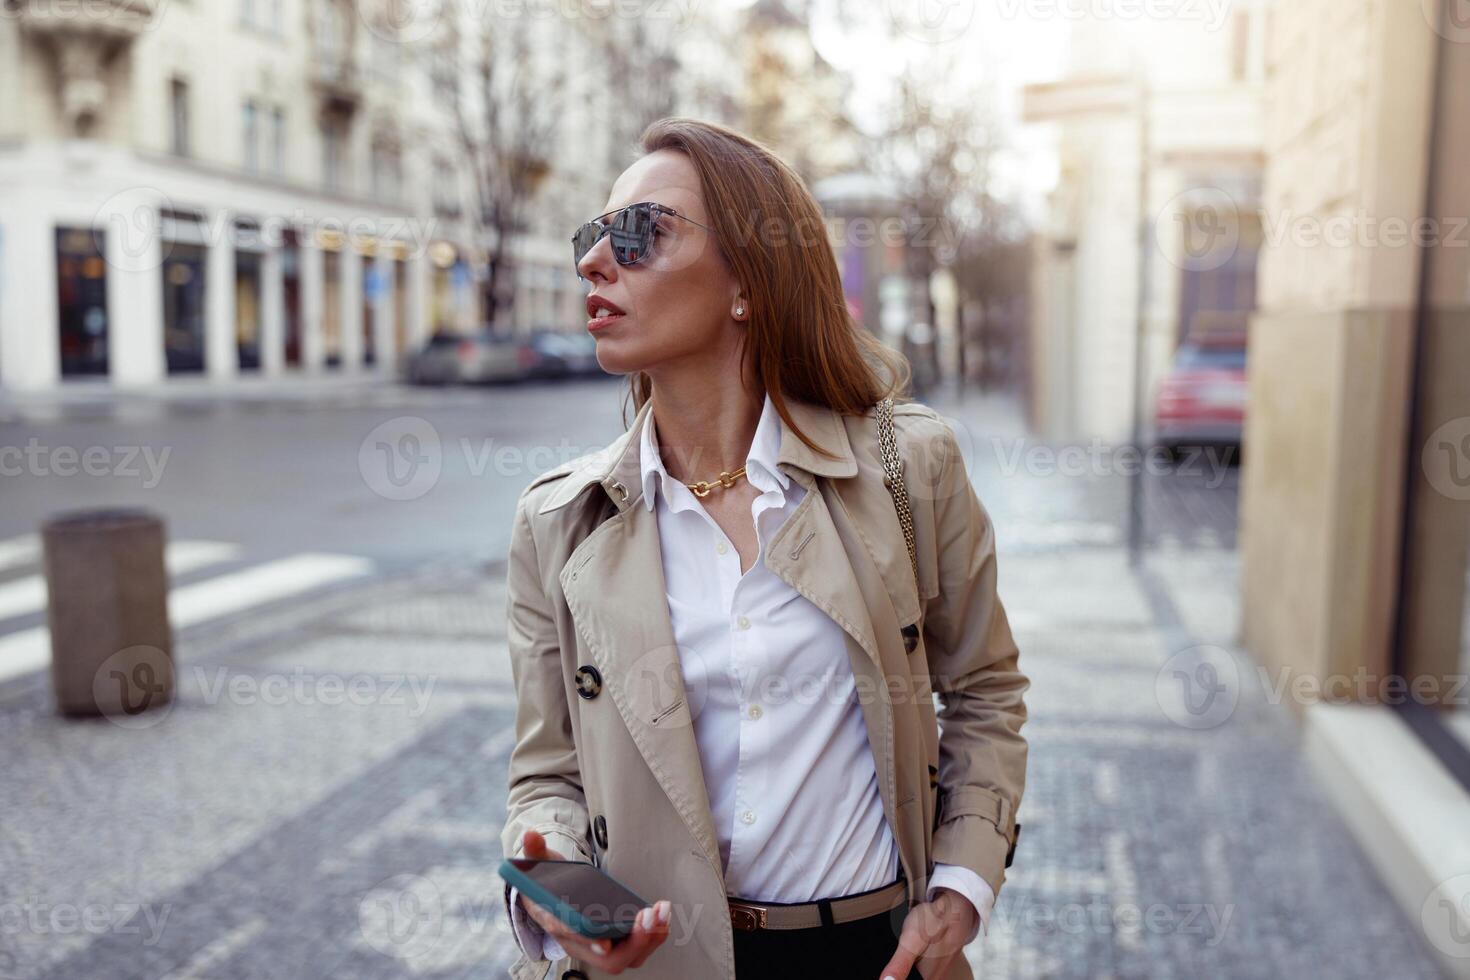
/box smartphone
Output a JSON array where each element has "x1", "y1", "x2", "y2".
[{"x1": 499, "y1": 857, "x2": 649, "y2": 941}]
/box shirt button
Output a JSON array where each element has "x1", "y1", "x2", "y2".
[
  {"x1": 741, "y1": 810, "x2": 756, "y2": 825},
  {"x1": 747, "y1": 704, "x2": 762, "y2": 720},
  {"x1": 717, "y1": 540, "x2": 729, "y2": 555},
  {"x1": 737, "y1": 616, "x2": 751, "y2": 630}
]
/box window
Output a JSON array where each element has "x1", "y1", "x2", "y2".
[
  {"x1": 1231, "y1": 10, "x2": 1252, "y2": 82},
  {"x1": 170, "y1": 78, "x2": 190, "y2": 156},
  {"x1": 270, "y1": 106, "x2": 286, "y2": 176},
  {"x1": 432, "y1": 40, "x2": 458, "y2": 101},
  {"x1": 371, "y1": 142, "x2": 401, "y2": 202},
  {"x1": 433, "y1": 158, "x2": 459, "y2": 217},
  {"x1": 243, "y1": 100, "x2": 259, "y2": 173},
  {"x1": 322, "y1": 116, "x2": 348, "y2": 191}
]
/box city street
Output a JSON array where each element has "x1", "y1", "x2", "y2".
[{"x1": 0, "y1": 380, "x2": 1442, "y2": 979}]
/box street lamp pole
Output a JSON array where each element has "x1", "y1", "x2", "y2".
[{"x1": 1127, "y1": 73, "x2": 1152, "y2": 567}]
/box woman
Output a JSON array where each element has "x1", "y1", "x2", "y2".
[{"x1": 500, "y1": 118, "x2": 1028, "y2": 980}]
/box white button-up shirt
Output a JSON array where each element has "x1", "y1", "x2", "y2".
[{"x1": 510, "y1": 392, "x2": 994, "y2": 959}]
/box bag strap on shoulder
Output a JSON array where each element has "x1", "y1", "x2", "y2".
[{"x1": 876, "y1": 397, "x2": 920, "y2": 594}]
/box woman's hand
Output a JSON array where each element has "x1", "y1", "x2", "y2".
[
  {"x1": 514, "y1": 829, "x2": 673, "y2": 974},
  {"x1": 877, "y1": 887, "x2": 978, "y2": 980}
]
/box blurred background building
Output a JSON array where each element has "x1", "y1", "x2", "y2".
[
  {"x1": 1240, "y1": 1, "x2": 1470, "y2": 968},
  {"x1": 0, "y1": 0, "x2": 745, "y2": 392},
  {"x1": 1022, "y1": 3, "x2": 1271, "y2": 444}
]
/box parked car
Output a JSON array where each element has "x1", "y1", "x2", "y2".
[
  {"x1": 403, "y1": 331, "x2": 542, "y2": 386},
  {"x1": 526, "y1": 329, "x2": 602, "y2": 379},
  {"x1": 1153, "y1": 334, "x2": 1248, "y2": 455}
]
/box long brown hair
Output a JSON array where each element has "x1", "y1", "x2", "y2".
[{"x1": 621, "y1": 117, "x2": 912, "y2": 463}]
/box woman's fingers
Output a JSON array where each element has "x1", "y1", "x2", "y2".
[
  {"x1": 519, "y1": 829, "x2": 566, "y2": 862},
  {"x1": 524, "y1": 897, "x2": 673, "y2": 974},
  {"x1": 617, "y1": 900, "x2": 673, "y2": 970},
  {"x1": 521, "y1": 899, "x2": 617, "y2": 961}
]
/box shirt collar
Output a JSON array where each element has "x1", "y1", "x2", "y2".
[{"x1": 640, "y1": 391, "x2": 790, "y2": 512}]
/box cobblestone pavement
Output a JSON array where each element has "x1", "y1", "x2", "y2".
[{"x1": 0, "y1": 537, "x2": 1447, "y2": 979}]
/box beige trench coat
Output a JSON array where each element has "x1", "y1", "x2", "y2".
[{"x1": 500, "y1": 395, "x2": 1029, "y2": 980}]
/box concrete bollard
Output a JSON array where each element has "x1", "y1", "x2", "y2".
[{"x1": 42, "y1": 508, "x2": 174, "y2": 718}]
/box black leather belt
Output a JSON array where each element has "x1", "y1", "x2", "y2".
[{"x1": 727, "y1": 877, "x2": 908, "y2": 932}]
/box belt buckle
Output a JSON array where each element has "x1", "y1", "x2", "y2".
[{"x1": 729, "y1": 903, "x2": 767, "y2": 931}]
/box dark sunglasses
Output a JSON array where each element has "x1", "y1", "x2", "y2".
[{"x1": 571, "y1": 202, "x2": 713, "y2": 275}]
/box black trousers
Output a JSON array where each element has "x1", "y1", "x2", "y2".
[{"x1": 731, "y1": 882, "x2": 922, "y2": 980}]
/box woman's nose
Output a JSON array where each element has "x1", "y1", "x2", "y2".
[{"x1": 577, "y1": 232, "x2": 616, "y2": 283}]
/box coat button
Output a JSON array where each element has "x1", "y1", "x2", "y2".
[
  {"x1": 901, "y1": 622, "x2": 920, "y2": 654},
  {"x1": 562, "y1": 972, "x2": 589, "y2": 980},
  {"x1": 575, "y1": 665, "x2": 602, "y2": 700},
  {"x1": 593, "y1": 814, "x2": 608, "y2": 849}
]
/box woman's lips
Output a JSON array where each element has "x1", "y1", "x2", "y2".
[{"x1": 587, "y1": 312, "x2": 625, "y2": 332}]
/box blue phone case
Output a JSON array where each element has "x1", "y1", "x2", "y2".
[{"x1": 498, "y1": 857, "x2": 646, "y2": 940}]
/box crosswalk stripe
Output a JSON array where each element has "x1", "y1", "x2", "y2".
[
  {"x1": 0, "y1": 540, "x2": 242, "y2": 622},
  {"x1": 0, "y1": 552, "x2": 375, "y2": 686},
  {"x1": 0, "y1": 535, "x2": 40, "y2": 574}
]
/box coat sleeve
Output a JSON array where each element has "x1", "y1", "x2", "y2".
[
  {"x1": 501, "y1": 486, "x2": 596, "y2": 869},
  {"x1": 920, "y1": 421, "x2": 1029, "y2": 901}
]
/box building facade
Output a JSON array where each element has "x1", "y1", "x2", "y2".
[
  {"x1": 0, "y1": 0, "x2": 744, "y2": 392},
  {"x1": 1242, "y1": 0, "x2": 1470, "y2": 971},
  {"x1": 1021, "y1": 5, "x2": 1271, "y2": 443}
]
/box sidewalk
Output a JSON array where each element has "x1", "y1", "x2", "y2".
[{"x1": 0, "y1": 539, "x2": 1447, "y2": 979}]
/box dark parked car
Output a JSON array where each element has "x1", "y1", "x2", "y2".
[
  {"x1": 526, "y1": 329, "x2": 602, "y2": 379},
  {"x1": 1153, "y1": 334, "x2": 1248, "y2": 455},
  {"x1": 403, "y1": 331, "x2": 542, "y2": 386}
]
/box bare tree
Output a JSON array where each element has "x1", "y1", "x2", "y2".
[
  {"x1": 449, "y1": 3, "x2": 569, "y2": 333},
  {"x1": 853, "y1": 33, "x2": 1016, "y2": 394}
]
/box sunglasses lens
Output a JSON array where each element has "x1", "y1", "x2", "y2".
[
  {"x1": 573, "y1": 205, "x2": 657, "y2": 271},
  {"x1": 572, "y1": 221, "x2": 602, "y2": 268},
  {"x1": 609, "y1": 205, "x2": 654, "y2": 265}
]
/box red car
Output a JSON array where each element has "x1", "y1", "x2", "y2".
[{"x1": 1153, "y1": 336, "x2": 1248, "y2": 455}]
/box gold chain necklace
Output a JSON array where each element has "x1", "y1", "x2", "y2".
[{"x1": 685, "y1": 466, "x2": 747, "y2": 498}]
